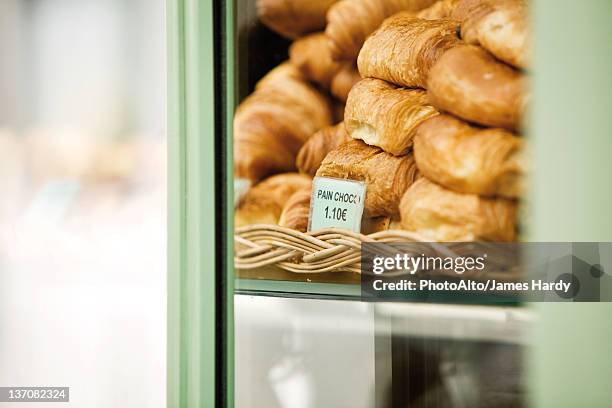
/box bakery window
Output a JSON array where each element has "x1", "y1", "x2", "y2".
[{"x1": 233, "y1": 0, "x2": 527, "y2": 295}]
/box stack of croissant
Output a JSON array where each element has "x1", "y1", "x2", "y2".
[{"x1": 235, "y1": 0, "x2": 529, "y2": 243}]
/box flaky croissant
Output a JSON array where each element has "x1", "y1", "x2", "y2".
[
  {"x1": 357, "y1": 15, "x2": 460, "y2": 88},
  {"x1": 417, "y1": 0, "x2": 456, "y2": 19},
  {"x1": 330, "y1": 63, "x2": 362, "y2": 102},
  {"x1": 325, "y1": 0, "x2": 438, "y2": 61},
  {"x1": 414, "y1": 115, "x2": 525, "y2": 198},
  {"x1": 345, "y1": 78, "x2": 438, "y2": 155},
  {"x1": 235, "y1": 173, "x2": 312, "y2": 227},
  {"x1": 451, "y1": 0, "x2": 530, "y2": 68},
  {"x1": 278, "y1": 187, "x2": 312, "y2": 232},
  {"x1": 257, "y1": 0, "x2": 339, "y2": 39},
  {"x1": 358, "y1": 16, "x2": 526, "y2": 129},
  {"x1": 316, "y1": 139, "x2": 419, "y2": 217},
  {"x1": 399, "y1": 177, "x2": 517, "y2": 241},
  {"x1": 234, "y1": 63, "x2": 333, "y2": 181},
  {"x1": 289, "y1": 32, "x2": 340, "y2": 88},
  {"x1": 296, "y1": 122, "x2": 349, "y2": 176},
  {"x1": 427, "y1": 44, "x2": 526, "y2": 129}
]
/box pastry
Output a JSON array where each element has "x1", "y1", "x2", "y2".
[
  {"x1": 414, "y1": 114, "x2": 525, "y2": 197},
  {"x1": 316, "y1": 139, "x2": 419, "y2": 217},
  {"x1": 362, "y1": 216, "x2": 392, "y2": 234},
  {"x1": 399, "y1": 177, "x2": 517, "y2": 241},
  {"x1": 451, "y1": 0, "x2": 530, "y2": 68},
  {"x1": 234, "y1": 63, "x2": 333, "y2": 181},
  {"x1": 289, "y1": 32, "x2": 340, "y2": 88},
  {"x1": 325, "y1": 0, "x2": 438, "y2": 61},
  {"x1": 427, "y1": 44, "x2": 526, "y2": 129},
  {"x1": 417, "y1": 0, "x2": 457, "y2": 19},
  {"x1": 278, "y1": 187, "x2": 313, "y2": 232},
  {"x1": 296, "y1": 122, "x2": 350, "y2": 176},
  {"x1": 235, "y1": 173, "x2": 312, "y2": 227},
  {"x1": 257, "y1": 0, "x2": 339, "y2": 39},
  {"x1": 345, "y1": 78, "x2": 438, "y2": 155},
  {"x1": 357, "y1": 15, "x2": 460, "y2": 88},
  {"x1": 330, "y1": 63, "x2": 362, "y2": 102}
]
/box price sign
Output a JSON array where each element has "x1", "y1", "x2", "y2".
[{"x1": 309, "y1": 176, "x2": 366, "y2": 232}]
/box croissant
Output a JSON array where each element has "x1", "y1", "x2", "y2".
[
  {"x1": 414, "y1": 115, "x2": 525, "y2": 198},
  {"x1": 234, "y1": 63, "x2": 333, "y2": 181},
  {"x1": 399, "y1": 177, "x2": 517, "y2": 241},
  {"x1": 289, "y1": 33, "x2": 340, "y2": 88},
  {"x1": 316, "y1": 139, "x2": 419, "y2": 217},
  {"x1": 235, "y1": 173, "x2": 312, "y2": 227},
  {"x1": 362, "y1": 216, "x2": 392, "y2": 234},
  {"x1": 417, "y1": 0, "x2": 456, "y2": 19},
  {"x1": 296, "y1": 122, "x2": 350, "y2": 176},
  {"x1": 451, "y1": 0, "x2": 530, "y2": 68},
  {"x1": 278, "y1": 187, "x2": 312, "y2": 232},
  {"x1": 325, "y1": 0, "x2": 438, "y2": 61},
  {"x1": 427, "y1": 44, "x2": 526, "y2": 129},
  {"x1": 345, "y1": 78, "x2": 438, "y2": 155},
  {"x1": 330, "y1": 63, "x2": 362, "y2": 102},
  {"x1": 357, "y1": 15, "x2": 460, "y2": 88},
  {"x1": 257, "y1": 0, "x2": 339, "y2": 39}
]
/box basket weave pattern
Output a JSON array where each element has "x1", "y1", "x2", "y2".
[
  {"x1": 235, "y1": 224, "x2": 425, "y2": 273},
  {"x1": 235, "y1": 224, "x2": 521, "y2": 280}
]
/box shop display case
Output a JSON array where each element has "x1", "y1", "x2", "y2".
[{"x1": 167, "y1": 1, "x2": 612, "y2": 407}]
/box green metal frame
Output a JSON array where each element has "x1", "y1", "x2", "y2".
[{"x1": 168, "y1": 0, "x2": 234, "y2": 406}]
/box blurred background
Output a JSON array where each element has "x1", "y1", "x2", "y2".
[{"x1": 0, "y1": 0, "x2": 166, "y2": 406}]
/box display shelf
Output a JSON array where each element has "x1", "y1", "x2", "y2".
[
  {"x1": 235, "y1": 278, "x2": 361, "y2": 299},
  {"x1": 236, "y1": 267, "x2": 522, "y2": 304}
]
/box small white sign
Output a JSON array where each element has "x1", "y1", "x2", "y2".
[{"x1": 309, "y1": 176, "x2": 366, "y2": 232}]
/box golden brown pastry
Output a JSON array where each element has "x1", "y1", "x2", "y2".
[
  {"x1": 417, "y1": 0, "x2": 457, "y2": 19},
  {"x1": 289, "y1": 33, "x2": 340, "y2": 88},
  {"x1": 427, "y1": 44, "x2": 526, "y2": 130},
  {"x1": 235, "y1": 173, "x2": 312, "y2": 227},
  {"x1": 316, "y1": 139, "x2": 419, "y2": 217},
  {"x1": 257, "y1": 0, "x2": 339, "y2": 39},
  {"x1": 414, "y1": 115, "x2": 525, "y2": 198},
  {"x1": 325, "y1": 0, "x2": 438, "y2": 61},
  {"x1": 296, "y1": 122, "x2": 349, "y2": 176},
  {"x1": 357, "y1": 15, "x2": 460, "y2": 88},
  {"x1": 234, "y1": 63, "x2": 333, "y2": 181},
  {"x1": 330, "y1": 63, "x2": 362, "y2": 102},
  {"x1": 278, "y1": 187, "x2": 313, "y2": 232},
  {"x1": 451, "y1": 0, "x2": 530, "y2": 68},
  {"x1": 345, "y1": 78, "x2": 438, "y2": 155},
  {"x1": 362, "y1": 216, "x2": 392, "y2": 234},
  {"x1": 399, "y1": 177, "x2": 517, "y2": 241}
]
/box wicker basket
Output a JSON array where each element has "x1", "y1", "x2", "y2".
[{"x1": 234, "y1": 224, "x2": 520, "y2": 280}]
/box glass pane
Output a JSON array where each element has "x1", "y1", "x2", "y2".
[
  {"x1": 231, "y1": 0, "x2": 531, "y2": 406},
  {"x1": 0, "y1": 1, "x2": 166, "y2": 406},
  {"x1": 236, "y1": 296, "x2": 529, "y2": 407},
  {"x1": 231, "y1": 0, "x2": 528, "y2": 290}
]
